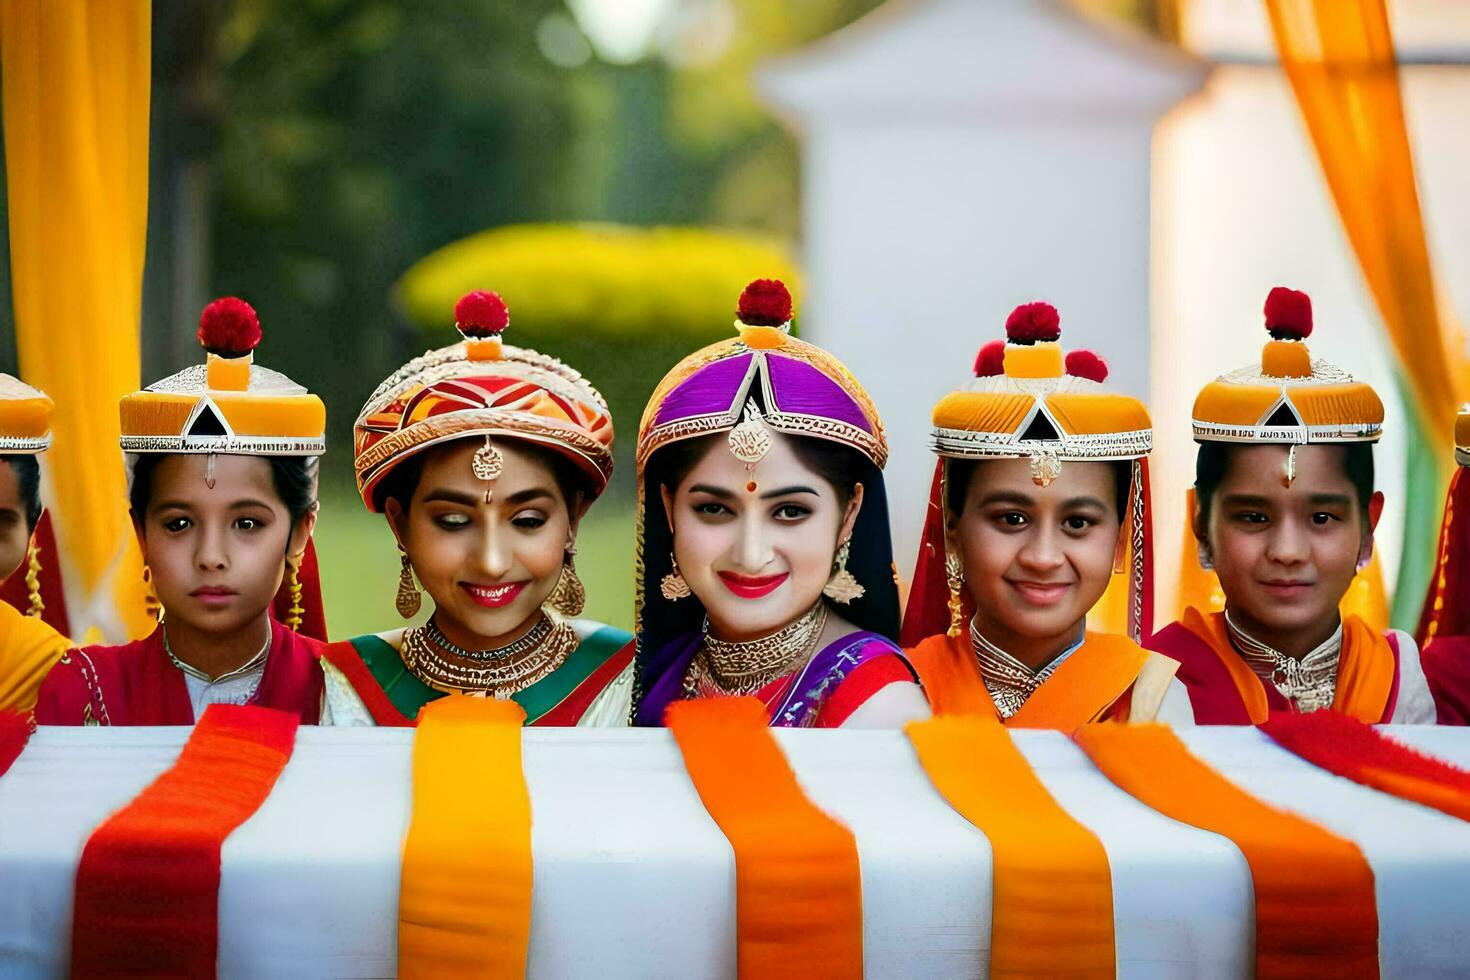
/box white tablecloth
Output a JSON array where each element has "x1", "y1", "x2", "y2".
[{"x1": 2, "y1": 726, "x2": 1468, "y2": 979}]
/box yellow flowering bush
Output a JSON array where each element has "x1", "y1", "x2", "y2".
[{"x1": 395, "y1": 223, "x2": 803, "y2": 343}]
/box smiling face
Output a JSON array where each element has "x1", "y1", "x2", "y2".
[
  {"x1": 1197, "y1": 443, "x2": 1379, "y2": 653},
  {"x1": 386, "y1": 439, "x2": 580, "y2": 650},
  {"x1": 662, "y1": 432, "x2": 862, "y2": 643},
  {"x1": 136, "y1": 454, "x2": 313, "y2": 636},
  {"x1": 948, "y1": 458, "x2": 1122, "y2": 667}
]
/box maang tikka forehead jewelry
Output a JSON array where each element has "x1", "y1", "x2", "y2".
[{"x1": 471, "y1": 434, "x2": 502, "y2": 503}]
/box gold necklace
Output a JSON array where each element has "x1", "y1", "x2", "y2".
[
  {"x1": 685, "y1": 602, "x2": 828, "y2": 698},
  {"x1": 401, "y1": 610, "x2": 579, "y2": 698}
]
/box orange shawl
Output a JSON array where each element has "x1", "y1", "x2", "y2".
[
  {"x1": 906, "y1": 630, "x2": 1158, "y2": 729},
  {"x1": 1175, "y1": 609, "x2": 1396, "y2": 724}
]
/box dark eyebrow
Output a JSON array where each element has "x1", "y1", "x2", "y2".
[
  {"x1": 688, "y1": 483, "x2": 735, "y2": 500},
  {"x1": 149, "y1": 500, "x2": 196, "y2": 513},
  {"x1": 421, "y1": 488, "x2": 481, "y2": 507},
  {"x1": 504, "y1": 487, "x2": 556, "y2": 506},
  {"x1": 1307, "y1": 494, "x2": 1354, "y2": 508},
  {"x1": 1061, "y1": 496, "x2": 1109, "y2": 512},
  {"x1": 229, "y1": 499, "x2": 277, "y2": 511},
  {"x1": 976, "y1": 491, "x2": 1034, "y2": 508},
  {"x1": 760, "y1": 485, "x2": 819, "y2": 500},
  {"x1": 1220, "y1": 494, "x2": 1272, "y2": 508}
]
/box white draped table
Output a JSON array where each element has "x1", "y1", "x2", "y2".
[{"x1": 2, "y1": 726, "x2": 1469, "y2": 978}]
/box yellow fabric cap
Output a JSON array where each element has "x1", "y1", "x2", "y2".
[
  {"x1": 1003, "y1": 343, "x2": 1064, "y2": 379},
  {"x1": 0, "y1": 374, "x2": 54, "y2": 452},
  {"x1": 1262, "y1": 340, "x2": 1312, "y2": 379}
]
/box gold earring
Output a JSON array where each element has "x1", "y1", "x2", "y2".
[
  {"x1": 548, "y1": 546, "x2": 586, "y2": 617},
  {"x1": 24, "y1": 534, "x2": 44, "y2": 618},
  {"x1": 285, "y1": 559, "x2": 305, "y2": 632},
  {"x1": 143, "y1": 563, "x2": 164, "y2": 624},
  {"x1": 660, "y1": 553, "x2": 691, "y2": 601},
  {"x1": 945, "y1": 551, "x2": 966, "y2": 638},
  {"x1": 395, "y1": 549, "x2": 421, "y2": 618},
  {"x1": 822, "y1": 538, "x2": 865, "y2": 604}
]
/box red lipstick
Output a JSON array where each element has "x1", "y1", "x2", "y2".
[
  {"x1": 459, "y1": 581, "x2": 527, "y2": 609},
  {"x1": 717, "y1": 571, "x2": 789, "y2": 599}
]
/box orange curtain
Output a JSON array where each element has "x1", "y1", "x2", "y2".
[
  {"x1": 1266, "y1": 0, "x2": 1467, "y2": 445},
  {"x1": 0, "y1": 0, "x2": 154, "y2": 641},
  {"x1": 1266, "y1": 0, "x2": 1469, "y2": 626}
]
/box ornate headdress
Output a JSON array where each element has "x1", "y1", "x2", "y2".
[
  {"x1": 637, "y1": 279, "x2": 886, "y2": 470},
  {"x1": 1192, "y1": 287, "x2": 1384, "y2": 455},
  {"x1": 633, "y1": 279, "x2": 902, "y2": 716},
  {"x1": 353, "y1": 290, "x2": 614, "y2": 511},
  {"x1": 0, "y1": 374, "x2": 67, "y2": 629},
  {"x1": 1418, "y1": 406, "x2": 1470, "y2": 647},
  {"x1": 120, "y1": 298, "x2": 325, "y2": 457},
  {"x1": 0, "y1": 373, "x2": 53, "y2": 454},
  {"x1": 119, "y1": 298, "x2": 329, "y2": 638},
  {"x1": 901, "y1": 302, "x2": 1156, "y2": 645}
]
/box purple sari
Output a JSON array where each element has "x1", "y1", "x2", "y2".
[{"x1": 634, "y1": 629, "x2": 906, "y2": 727}]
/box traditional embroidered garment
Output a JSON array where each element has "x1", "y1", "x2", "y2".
[
  {"x1": 1150, "y1": 607, "x2": 1434, "y2": 724},
  {"x1": 0, "y1": 372, "x2": 71, "y2": 713},
  {"x1": 634, "y1": 280, "x2": 912, "y2": 727},
  {"x1": 1418, "y1": 408, "x2": 1470, "y2": 724},
  {"x1": 906, "y1": 630, "x2": 1189, "y2": 728},
  {"x1": 118, "y1": 297, "x2": 330, "y2": 639},
  {"x1": 325, "y1": 290, "x2": 629, "y2": 725},
  {"x1": 899, "y1": 302, "x2": 1175, "y2": 724},
  {"x1": 33, "y1": 619, "x2": 324, "y2": 725},
  {"x1": 317, "y1": 621, "x2": 633, "y2": 726},
  {"x1": 1150, "y1": 288, "x2": 1433, "y2": 723}
]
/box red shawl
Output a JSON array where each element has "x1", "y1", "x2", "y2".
[{"x1": 34, "y1": 618, "x2": 323, "y2": 726}]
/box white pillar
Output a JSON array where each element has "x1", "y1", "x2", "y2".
[{"x1": 760, "y1": 0, "x2": 1207, "y2": 576}]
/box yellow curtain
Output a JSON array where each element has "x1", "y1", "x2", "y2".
[{"x1": 1, "y1": 0, "x2": 154, "y2": 640}]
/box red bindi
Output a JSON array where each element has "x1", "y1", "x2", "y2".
[{"x1": 745, "y1": 481, "x2": 758, "y2": 493}]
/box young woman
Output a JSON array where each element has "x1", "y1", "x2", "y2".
[
  {"x1": 901, "y1": 301, "x2": 1191, "y2": 728},
  {"x1": 1150, "y1": 287, "x2": 1435, "y2": 724},
  {"x1": 317, "y1": 290, "x2": 631, "y2": 726},
  {"x1": 1417, "y1": 406, "x2": 1470, "y2": 724},
  {"x1": 0, "y1": 374, "x2": 72, "y2": 716},
  {"x1": 633, "y1": 279, "x2": 926, "y2": 728},
  {"x1": 35, "y1": 298, "x2": 328, "y2": 725}
]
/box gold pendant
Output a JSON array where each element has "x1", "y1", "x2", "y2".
[
  {"x1": 727, "y1": 402, "x2": 773, "y2": 465},
  {"x1": 472, "y1": 436, "x2": 504, "y2": 481},
  {"x1": 1029, "y1": 450, "x2": 1062, "y2": 488}
]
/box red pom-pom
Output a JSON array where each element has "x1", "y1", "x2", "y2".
[
  {"x1": 737, "y1": 278, "x2": 792, "y2": 327},
  {"x1": 1065, "y1": 349, "x2": 1109, "y2": 383},
  {"x1": 197, "y1": 297, "x2": 261, "y2": 357},
  {"x1": 455, "y1": 290, "x2": 509, "y2": 338},
  {"x1": 973, "y1": 340, "x2": 1006, "y2": 377},
  {"x1": 1004, "y1": 302, "x2": 1061, "y2": 345},
  {"x1": 1264, "y1": 286, "x2": 1312, "y2": 340}
]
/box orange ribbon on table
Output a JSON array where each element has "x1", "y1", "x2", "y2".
[
  {"x1": 667, "y1": 696, "x2": 863, "y2": 980},
  {"x1": 71, "y1": 705, "x2": 299, "y2": 979},
  {"x1": 1075, "y1": 724, "x2": 1378, "y2": 978},
  {"x1": 906, "y1": 714, "x2": 1115, "y2": 977},
  {"x1": 398, "y1": 696, "x2": 533, "y2": 980},
  {"x1": 1262, "y1": 710, "x2": 1470, "y2": 824}
]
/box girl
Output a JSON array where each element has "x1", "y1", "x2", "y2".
[
  {"x1": 317, "y1": 290, "x2": 632, "y2": 726},
  {"x1": 901, "y1": 302, "x2": 1191, "y2": 727},
  {"x1": 36, "y1": 298, "x2": 327, "y2": 725},
  {"x1": 633, "y1": 279, "x2": 927, "y2": 728}
]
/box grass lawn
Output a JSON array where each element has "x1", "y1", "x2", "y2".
[{"x1": 311, "y1": 482, "x2": 636, "y2": 640}]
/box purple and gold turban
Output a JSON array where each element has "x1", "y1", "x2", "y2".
[{"x1": 636, "y1": 280, "x2": 886, "y2": 472}]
